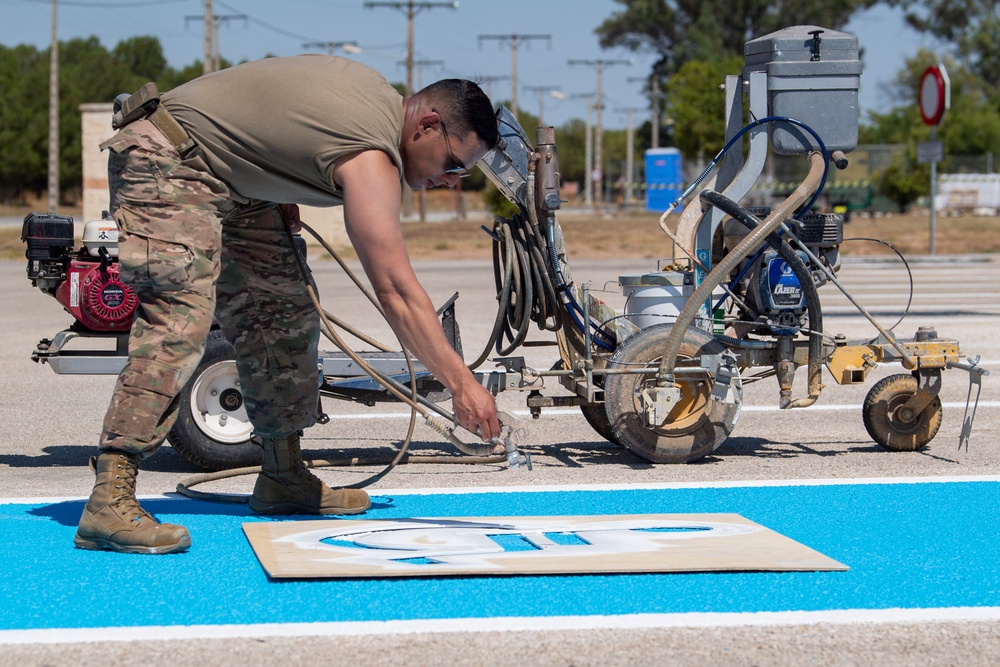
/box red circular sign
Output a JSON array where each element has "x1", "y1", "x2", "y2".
[{"x1": 919, "y1": 66, "x2": 946, "y2": 126}]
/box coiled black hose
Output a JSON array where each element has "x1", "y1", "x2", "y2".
[{"x1": 469, "y1": 214, "x2": 563, "y2": 369}]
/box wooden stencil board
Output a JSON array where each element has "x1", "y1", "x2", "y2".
[{"x1": 243, "y1": 514, "x2": 848, "y2": 579}]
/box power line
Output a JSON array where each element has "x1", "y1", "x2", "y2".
[
  {"x1": 185, "y1": 3, "x2": 246, "y2": 74},
  {"x1": 364, "y1": 1, "x2": 458, "y2": 222},
  {"x1": 478, "y1": 33, "x2": 550, "y2": 121},
  {"x1": 523, "y1": 84, "x2": 560, "y2": 124},
  {"x1": 364, "y1": 1, "x2": 458, "y2": 96},
  {"x1": 21, "y1": 0, "x2": 186, "y2": 6},
  {"x1": 214, "y1": 0, "x2": 322, "y2": 44},
  {"x1": 568, "y1": 58, "x2": 631, "y2": 209},
  {"x1": 303, "y1": 40, "x2": 358, "y2": 56}
]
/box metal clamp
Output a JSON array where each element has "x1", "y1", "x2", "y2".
[{"x1": 948, "y1": 355, "x2": 990, "y2": 450}]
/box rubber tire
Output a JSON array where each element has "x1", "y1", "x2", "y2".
[
  {"x1": 580, "y1": 403, "x2": 622, "y2": 447},
  {"x1": 603, "y1": 324, "x2": 741, "y2": 464},
  {"x1": 548, "y1": 359, "x2": 622, "y2": 446},
  {"x1": 863, "y1": 373, "x2": 943, "y2": 452},
  {"x1": 169, "y1": 330, "x2": 261, "y2": 471}
]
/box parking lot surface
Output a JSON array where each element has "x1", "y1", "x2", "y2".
[{"x1": 1, "y1": 253, "x2": 997, "y2": 666}]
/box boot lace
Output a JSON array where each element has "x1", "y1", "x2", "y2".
[{"x1": 111, "y1": 454, "x2": 154, "y2": 523}]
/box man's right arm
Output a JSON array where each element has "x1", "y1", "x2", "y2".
[{"x1": 332, "y1": 149, "x2": 501, "y2": 442}]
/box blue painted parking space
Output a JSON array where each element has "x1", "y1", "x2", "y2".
[{"x1": 2, "y1": 479, "x2": 999, "y2": 636}]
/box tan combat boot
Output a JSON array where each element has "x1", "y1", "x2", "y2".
[
  {"x1": 74, "y1": 451, "x2": 191, "y2": 554},
  {"x1": 248, "y1": 432, "x2": 371, "y2": 515}
]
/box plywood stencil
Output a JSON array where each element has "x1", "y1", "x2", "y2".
[{"x1": 243, "y1": 514, "x2": 848, "y2": 579}]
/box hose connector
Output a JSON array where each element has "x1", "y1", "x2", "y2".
[
  {"x1": 422, "y1": 414, "x2": 498, "y2": 458},
  {"x1": 493, "y1": 411, "x2": 532, "y2": 470}
]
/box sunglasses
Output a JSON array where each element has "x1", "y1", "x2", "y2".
[{"x1": 434, "y1": 109, "x2": 470, "y2": 178}]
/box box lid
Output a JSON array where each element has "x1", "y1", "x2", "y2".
[{"x1": 745, "y1": 25, "x2": 858, "y2": 66}]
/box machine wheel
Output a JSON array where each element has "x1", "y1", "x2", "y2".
[
  {"x1": 580, "y1": 403, "x2": 621, "y2": 447},
  {"x1": 169, "y1": 330, "x2": 261, "y2": 471},
  {"x1": 862, "y1": 373, "x2": 942, "y2": 451},
  {"x1": 603, "y1": 324, "x2": 742, "y2": 463},
  {"x1": 549, "y1": 359, "x2": 622, "y2": 446}
]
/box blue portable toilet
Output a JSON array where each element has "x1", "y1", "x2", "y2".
[{"x1": 645, "y1": 148, "x2": 683, "y2": 212}]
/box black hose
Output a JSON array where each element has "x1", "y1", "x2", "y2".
[
  {"x1": 699, "y1": 190, "x2": 824, "y2": 404},
  {"x1": 469, "y1": 213, "x2": 564, "y2": 369}
]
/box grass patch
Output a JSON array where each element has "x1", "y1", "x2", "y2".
[
  {"x1": 0, "y1": 228, "x2": 26, "y2": 261},
  {"x1": 5, "y1": 210, "x2": 996, "y2": 264}
]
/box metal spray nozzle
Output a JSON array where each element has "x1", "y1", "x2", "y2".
[{"x1": 492, "y1": 411, "x2": 532, "y2": 470}]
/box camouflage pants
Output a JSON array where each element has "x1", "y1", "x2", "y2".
[{"x1": 99, "y1": 118, "x2": 321, "y2": 455}]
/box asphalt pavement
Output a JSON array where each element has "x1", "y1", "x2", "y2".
[{"x1": 1, "y1": 251, "x2": 998, "y2": 666}]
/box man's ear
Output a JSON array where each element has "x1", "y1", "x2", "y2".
[{"x1": 417, "y1": 110, "x2": 441, "y2": 135}]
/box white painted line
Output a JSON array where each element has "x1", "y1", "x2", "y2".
[
  {"x1": 282, "y1": 401, "x2": 1000, "y2": 422},
  {"x1": 740, "y1": 401, "x2": 1000, "y2": 412},
  {"x1": 3, "y1": 607, "x2": 1000, "y2": 645},
  {"x1": 5, "y1": 475, "x2": 1000, "y2": 505},
  {"x1": 370, "y1": 476, "x2": 1000, "y2": 497}
]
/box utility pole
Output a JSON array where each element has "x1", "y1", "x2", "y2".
[
  {"x1": 556, "y1": 92, "x2": 596, "y2": 206},
  {"x1": 365, "y1": 1, "x2": 457, "y2": 220},
  {"x1": 523, "y1": 84, "x2": 560, "y2": 125},
  {"x1": 569, "y1": 58, "x2": 630, "y2": 210},
  {"x1": 365, "y1": 1, "x2": 458, "y2": 96},
  {"x1": 650, "y1": 74, "x2": 662, "y2": 149},
  {"x1": 202, "y1": 0, "x2": 212, "y2": 74},
  {"x1": 405, "y1": 59, "x2": 444, "y2": 89},
  {"x1": 615, "y1": 107, "x2": 638, "y2": 205},
  {"x1": 629, "y1": 74, "x2": 663, "y2": 148},
  {"x1": 186, "y1": 4, "x2": 247, "y2": 73},
  {"x1": 303, "y1": 40, "x2": 358, "y2": 56},
  {"x1": 478, "y1": 34, "x2": 551, "y2": 120},
  {"x1": 47, "y1": 0, "x2": 58, "y2": 213},
  {"x1": 584, "y1": 100, "x2": 593, "y2": 208}
]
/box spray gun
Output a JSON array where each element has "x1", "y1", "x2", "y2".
[
  {"x1": 494, "y1": 411, "x2": 532, "y2": 470},
  {"x1": 420, "y1": 409, "x2": 531, "y2": 470}
]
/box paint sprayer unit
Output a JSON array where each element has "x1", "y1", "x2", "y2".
[{"x1": 25, "y1": 25, "x2": 987, "y2": 477}]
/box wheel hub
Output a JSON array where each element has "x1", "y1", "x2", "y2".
[
  {"x1": 888, "y1": 396, "x2": 920, "y2": 431},
  {"x1": 219, "y1": 387, "x2": 243, "y2": 412}
]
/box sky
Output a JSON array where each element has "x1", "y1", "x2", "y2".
[{"x1": 0, "y1": 0, "x2": 941, "y2": 130}]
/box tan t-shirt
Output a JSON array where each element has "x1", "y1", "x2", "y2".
[{"x1": 162, "y1": 55, "x2": 404, "y2": 206}]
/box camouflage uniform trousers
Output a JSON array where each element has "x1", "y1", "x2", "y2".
[{"x1": 99, "y1": 118, "x2": 321, "y2": 456}]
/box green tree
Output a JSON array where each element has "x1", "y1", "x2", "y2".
[
  {"x1": 113, "y1": 36, "x2": 167, "y2": 85},
  {"x1": 596, "y1": 0, "x2": 878, "y2": 76},
  {"x1": 666, "y1": 57, "x2": 743, "y2": 163},
  {"x1": 59, "y1": 36, "x2": 140, "y2": 194},
  {"x1": 863, "y1": 49, "x2": 1000, "y2": 163},
  {"x1": 863, "y1": 48, "x2": 1000, "y2": 210},
  {"x1": 887, "y1": 0, "x2": 1000, "y2": 90},
  {"x1": 159, "y1": 60, "x2": 213, "y2": 91},
  {"x1": 876, "y1": 144, "x2": 928, "y2": 212},
  {"x1": 553, "y1": 117, "x2": 587, "y2": 184},
  {"x1": 0, "y1": 45, "x2": 49, "y2": 202}
]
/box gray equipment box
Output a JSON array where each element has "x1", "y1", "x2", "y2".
[{"x1": 744, "y1": 25, "x2": 863, "y2": 155}]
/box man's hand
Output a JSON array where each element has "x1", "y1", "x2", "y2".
[{"x1": 451, "y1": 380, "x2": 501, "y2": 442}]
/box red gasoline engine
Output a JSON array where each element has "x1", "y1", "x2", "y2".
[{"x1": 22, "y1": 212, "x2": 138, "y2": 332}]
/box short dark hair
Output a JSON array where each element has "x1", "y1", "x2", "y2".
[{"x1": 413, "y1": 79, "x2": 499, "y2": 149}]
